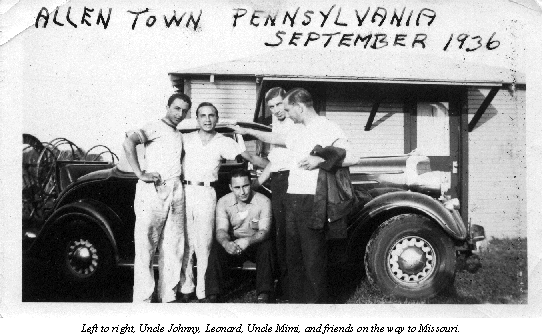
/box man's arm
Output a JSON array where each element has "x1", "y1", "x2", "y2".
[
  {"x1": 234, "y1": 199, "x2": 272, "y2": 251},
  {"x1": 231, "y1": 125, "x2": 286, "y2": 146},
  {"x1": 122, "y1": 133, "x2": 162, "y2": 183},
  {"x1": 215, "y1": 204, "x2": 242, "y2": 255},
  {"x1": 333, "y1": 138, "x2": 358, "y2": 167},
  {"x1": 240, "y1": 151, "x2": 269, "y2": 169},
  {"x1": 252, "y1": 162, "x2": 273, "y2": 189},
  {"x1": 297, "y1": 137, "x2": 357, "y2": 170}
]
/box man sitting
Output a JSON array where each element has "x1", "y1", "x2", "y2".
[{"x1": 205, "y1": 168, "x2": 275, "y2": 303}]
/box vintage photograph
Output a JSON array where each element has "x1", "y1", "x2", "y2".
[{"x1": 2, "y1": 0, "x2": 539, "y2": 312}]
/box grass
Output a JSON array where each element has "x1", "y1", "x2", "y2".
[
  {"x1": 22, "y1": 238, "x2": 527, "y2": 303},
  {"x1": 222, "y1": 238, "x2": 528, "y2": 304}
]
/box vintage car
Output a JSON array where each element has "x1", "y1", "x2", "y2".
[{"x1": 24, "y1": 121, "x2": 485, "y2": 300}]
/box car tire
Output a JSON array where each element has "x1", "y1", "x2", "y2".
[
  {"x1": 364, "y1": 214, "x2": 456, "y2": 299},
  {"x1": 52, "y1": 218, "x2": 114, "y2": 287}
]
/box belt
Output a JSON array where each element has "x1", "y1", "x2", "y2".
[{"x1": 182, "y1": 180, "x2": 218, "y2": 187}]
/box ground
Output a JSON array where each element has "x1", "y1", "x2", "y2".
[{"x1": 22, "y1": 238, "x2": 527, "y2": 304}]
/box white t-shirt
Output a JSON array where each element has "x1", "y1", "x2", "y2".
[
  {"x1": 183, "y1": 131, "x2": 242, "y2": 182},
  {"x1": 285, "y1": 116, "x2": 348, "y2": 195},
  {"x1": 269, "y1": 116, "x2": 296, "y2": 173},
  {"x1": 128, "y1": 119, "x2": 183, "y2": 181}
]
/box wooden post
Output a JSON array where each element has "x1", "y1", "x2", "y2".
[
  {"x1": 253, "y1": 77, "x2": 266, "y2": 123},
  {"x1": 458, "y1": 86, "x2": 469, "y2": 223},
  {"x1": 468, "y1": 86, "x2": 499, "y2": 132}
]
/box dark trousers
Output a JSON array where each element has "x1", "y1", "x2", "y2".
[
  {"x1": 270, "y1": 171, "x2": 289, "y2": 299},
  {"x1": 205, "y1": 238, "x2": 275, "y2": 296},
  {"x1": 285, "y1": 193, "x2": 328, "y2": 303}
]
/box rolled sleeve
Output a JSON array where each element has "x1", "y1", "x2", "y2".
[
  {"x1": 220, "y1": 137, "x2": 243, "y2": 161},
  {"x1": 126, "y1": 122, "x2": 160, "y2": 144}
]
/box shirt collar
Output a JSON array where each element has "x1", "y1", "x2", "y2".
[
  {"x1": 161, "y1": 118, "x2": 178, "y2": 130},
  {"x1": 227, "y1": 192, "x2": 255, "y2": 207}
]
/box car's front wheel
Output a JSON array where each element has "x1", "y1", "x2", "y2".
[
  {"x1": 52, "y1": 218, "x2": 114, "y2": 287},
  {"x1": 364, "y1": 214, "x2": 456, "y2": 299}
]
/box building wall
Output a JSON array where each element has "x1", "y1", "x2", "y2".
[
  {"x1": 183, "y1": 78, "x2": 527, "y2": 238},
  {"x1": 467, "y1": 87, "x2": 527, "y2": 238},
  {"x1": 325, "y1": 97, "x2": 405, "y2": 159},
  {"x1": 185, "y1": 78, "x2": 259, "y2": 153},
  {"x1": 185, "y1": 78, "x2": 256, "y2": 122}
]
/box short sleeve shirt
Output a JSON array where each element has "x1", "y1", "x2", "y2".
[
  {"x1": 183, "y1": 131, "x2": 242, "y2": 182},
  {"x1": 285, "y1": 116, "x2": 348, "y2": 195},
  {"x1": 127, "y1": 120, "x2": 183, "y2": 181},
  {"x1": 216, "y1": 192, "x2": 272, "y2": 238}
]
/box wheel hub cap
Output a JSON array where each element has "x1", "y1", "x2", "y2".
[
  {"x1": 67, "y1": 239, "x2": 98, "y2": 277},
  {"x1": 398, "y1": 247, "x2": 426, "y2": 274},
  {"x1": 388, "y1": 236, "x2": 435, "y2": 284}
]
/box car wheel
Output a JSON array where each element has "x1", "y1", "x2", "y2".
[
  {"x1": 53, "y1": 219, "x2": 114, "y2": 286},
  {"x1": 364, "y1": 214, "x2": 456, "y2": 299}
]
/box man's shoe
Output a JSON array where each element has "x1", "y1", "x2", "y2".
[
  {"x1": 275, "y1": 296, "x2": 289, "y2": 304},
  {"x1": 257, "y1": 293, "x2": 270, "y2": 303},
  {"x1": 198, "y1": 294, "x2": 219, "y2": 303},
  {"x1": 175, "y1": 292, "x2": 194, "y2": 303}
]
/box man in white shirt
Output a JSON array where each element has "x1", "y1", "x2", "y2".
[
  {"x1": 178, "y1": 102, "x2": 267, "y2": 302},
  {"x1": 123, "y1": 92, "x2": 191, "y2": 303},
  {"x1": 233, "y1": 88, "x2": 352, "y2": 303},
  {"x1": 253, "y1": 87, "x2": 295, "y2": 301}
]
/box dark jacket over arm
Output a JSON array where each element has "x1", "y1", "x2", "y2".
[{"x1": 309, "y1": 145, "x2": 357, "y2": 239}]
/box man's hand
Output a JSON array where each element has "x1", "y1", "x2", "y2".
[
  {"x1": 226, "y1": 124, "x2": 249, "y2": 135},
  {"x1": 223, "y1": 241, "x2": 242, "y2": 255},
  {"x1": 298, "y1": 156, "x2": 325, "y2": 170},
  {"x1": 139, "y1": 171, "x2": 162, "y2": 184},
  {"x1": 234, "y1": 238, "x2": 250, "y2": 252}
]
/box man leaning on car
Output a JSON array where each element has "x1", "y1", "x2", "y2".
[{"x1": 123, "y1": 92, "x2": 191, "y2": 303}]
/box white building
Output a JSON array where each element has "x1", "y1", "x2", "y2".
[{"x1": 170, "y1": 49, "x2": 526, "y2": 238}]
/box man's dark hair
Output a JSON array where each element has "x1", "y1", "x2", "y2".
[
  {"x1": 229, "y1": 168, "x2": 251, "y2": 183},
  {"x1": 196, "y1": 102, "x2": 219, "y2": 117},
  {"x1": 265, "y1": 87, "x2": 286, "y2": 104},
  {"x1": 167, "y1": 92, "x2": 192, "y2": 109},
  {"x1": 284, "y1": 88, "x2": 313, "y2": 108}
]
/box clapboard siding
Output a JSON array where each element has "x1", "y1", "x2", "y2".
[
  {"x1": 187, "y1": 79, "x2": 256, "y2": 122},
  {"x1": 325, "y1": 98, "x2": 405, "y2": 158},
  {"x1": 467, "y1": 87, "x2": 526, "y2": 238}
]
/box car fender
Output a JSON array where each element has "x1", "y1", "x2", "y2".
[
  {"x1": 347, "y1": 191, "x2": 467, "y2": 257},
  {"x1": 28, "y1": 199, "x2": 121, "y2": 263}
]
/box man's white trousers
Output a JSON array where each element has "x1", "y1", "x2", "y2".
[
  {"x1": 132, "y1": 179, "x2": 185, "y2": 303},
  {"x1": 180, "y1": 185, "x2": 216, "y2": 299}
]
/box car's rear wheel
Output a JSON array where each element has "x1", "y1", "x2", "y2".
[
  {"x1": 364, "y1": 214, "x2": 456, "y2": 299},
  {"x1": 52, "y1": 219, "x2": 114, "y2": 287}
]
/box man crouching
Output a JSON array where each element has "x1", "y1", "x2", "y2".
[{"x1": 205, "y1": 168, "x2": 275, "y2": 303}]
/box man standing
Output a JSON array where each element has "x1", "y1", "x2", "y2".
[
  {"x1": 179, "y1": 102, "x2": 267, "y2": 302},
  {"x1": 206, "y1": 168, "x2": 274, "y2": 303},
  {"x1": 123, "y1": 92, "x2": 191, "y2": 303},
  {"x1": 233, "y1": 88, "x2": 352, "y2": 303},
  {"x1": 252, "y1": 87, "x2": 294, "y2": 301}
]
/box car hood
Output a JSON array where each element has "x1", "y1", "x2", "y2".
[{"x1": 77, "y1": 166, "x2": 136, "y2": 182}]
